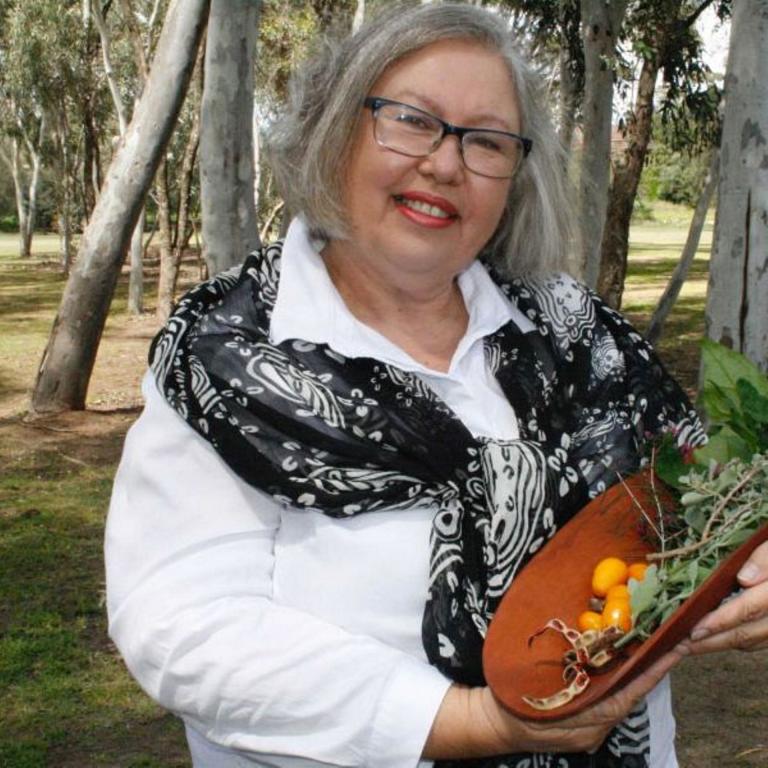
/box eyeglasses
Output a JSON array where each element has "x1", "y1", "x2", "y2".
[{"x1": 363, "y1": 96, "x2": 532, "y2": 179}]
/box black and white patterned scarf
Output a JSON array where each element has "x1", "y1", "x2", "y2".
[{"x1": 150, "y1": 241, "x2": 705, "y2": 768}]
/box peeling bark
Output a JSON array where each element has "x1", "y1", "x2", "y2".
[
  {"x1": 199, "y1": 0, "x2": 261, "y2": 276},
  {"x1": 578, "y1": 0, "x2": 628, "y2": 287},
  {"x1": 705, "y1": 0, "x2": 768, "y2": 373}
]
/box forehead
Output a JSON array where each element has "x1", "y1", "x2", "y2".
[{"x1": 371, "y1": 38, "x2": 519, "y2": 126}]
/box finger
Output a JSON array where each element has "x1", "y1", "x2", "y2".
[
  {"x1": 610, "y1": 647, "x2": 685, "y2": 708},
  {"x1": 688, "y1": 614, "x2": 768, "y2": 654},
  {"x1": 569, "y1": 647, "x2": 685, "y2": 728},
  {"x1": 690, "y1": 580, "x2": 768, "y2": 646},
  {"x1": 737, "y1": 541, "x2": 768, "y2": 587}
]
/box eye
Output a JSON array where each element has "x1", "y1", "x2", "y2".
[
  {"x1": 394, "y1": 111, "x2": 435, "y2": 131},
  {"x1": 467, "y1": 133, "x2": 505, "y2": 153}
]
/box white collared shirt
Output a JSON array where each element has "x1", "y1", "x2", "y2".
[{"x1": 105, "y1": 218, "x2": 676, "y2": 768}]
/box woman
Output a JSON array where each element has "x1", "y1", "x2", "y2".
[{"x1": 106, "y1": 4, "x2": 768, "y2": 767}]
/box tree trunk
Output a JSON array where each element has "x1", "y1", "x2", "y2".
[
  {"x1": 166, "y1": 112, "x2": 201, "y2": 320},
  {"x1": 59, "y1": 198, "x2": 74, "y2": 273},
  {"x1": 704, "y1": 0, "x2": 768, "y2": 373},
  {"x1": 91, "y1": 0, "x2": 129, "y2": 135},
  {"x1": 646, "y1": 149, "x2": 719, "y2": 346},
  {"x1": 557, "y1": 0, "x2": 579, "y2": 156},
  {"x1": 128, "y1": 208, "x2": 145, "y2": 314},
  {"x1": 352, "y1": 0, "x2": 365, "y2": 32},
  {"x1": 578, "y1": 0, "x2": 628, "y2": 287},
  {"x1": 155, "y1": 157, "x2": 176, "y2": 324},
  {"x1": 157, "y1": 46, "x2": 203, "y2": 323},
  {"x1": 92, "y1": 0, "x2": 154, "y2": 315},
  {"x1": 597, "y1": 53, "x2": 661, "y2": 309},
  {"x1": 82, "y1": 100, "x2": 100, "y2": 221},
  {"x1": 7, "y1": 139, "x2": 31, "y2": 259},
  {"x1": 31, "y1": 0, "x2": 210, "y2": 413},
  {"x1": 558, "y1": 42, "x2": 577, "y2": 155},
  {"x1": 18, "y1": 114, "x2": 45, "y2": 258},
  {"x1": 56, "y1": 115, "x2": 76, "y2": 272},
  {"x1": 200, "y1": 0, "x2": 261, "y2": 276}
]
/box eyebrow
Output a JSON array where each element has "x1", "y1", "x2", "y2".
[{"x1": 390, "y1": 90, "x2": 515, "y2": 131}]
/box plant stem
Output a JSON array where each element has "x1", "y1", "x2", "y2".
[
  {"x1": 700, "y1": 464, "x2": 761, "y2": 542},
  {"x1": 617, "y1": 472, "x2": 662, "y2": 542}
]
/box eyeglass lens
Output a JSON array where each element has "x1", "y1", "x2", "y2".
[{"x1": 372, "y1": 102, "x2": 524, "y2": 179}]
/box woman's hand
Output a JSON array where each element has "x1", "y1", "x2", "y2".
[
  {"x1": 423, "y1": 646, "x2": 687, "y2": 759},
  {"x1": 683, "y1": 540, "x2": 768, "y2": 654}
]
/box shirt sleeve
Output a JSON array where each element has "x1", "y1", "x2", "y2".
[{"x1": 105, "y1": 374, "x2": 451, "y2": 768}]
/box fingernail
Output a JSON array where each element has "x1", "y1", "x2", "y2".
[
  {"x1": 738, "y1": 563, "x2": 759, "y2": 583},
  {"x1": 690, "y1": 627, "x2": 710, "y2": 641}
]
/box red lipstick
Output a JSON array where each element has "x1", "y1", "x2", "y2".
[{"x1": 394, "y1": 191, "x2": 459, "y2": 229}]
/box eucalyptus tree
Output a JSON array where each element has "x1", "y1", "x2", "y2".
[
  {"x1": 155, "y1": 46, "x2": 204, "y2": 323},
  {"x1": 199, "y1": 0, "x2": 262, "y2": 276},
  {"x1": 31, "y1": 0, "x2": 209, "y2": 413},
  {"x1": 646, "y1": 147, "x2": 720, "y2": 345},
  {"x1": 0, "y1": 0, "x2": 91, "y2": 263},
  {"x1": 578, "y1": 0, "x2": 629, "y2": 287},
  {"x1": 596, "y1": 0, "x2": 729, "y2": 309},
  {"x1": 497, "y1": 0, "x2": 583, "y2": 154},
  {"x1": 89, "y1": 0, "x2": 168, "y2": 313},
  {"x1": 704, "y1": 0, "x2": 768, "y2": 372}
]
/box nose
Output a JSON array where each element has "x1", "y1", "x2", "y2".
[{"x1": 418, "y1": 134, "x2": 465, "y2": 183}]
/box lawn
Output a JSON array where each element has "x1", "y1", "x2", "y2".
[{"x1": 1, "y1": 207, "x2": 766, "y2": 767}]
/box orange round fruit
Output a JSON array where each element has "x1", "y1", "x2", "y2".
[
  {"x1": 628, "y1": 562, "x2": 649, "y2": 582},
  {"x1": 602, "y1": 598, "x2": 632, "y2": 633},
  {"x1": 606, "y1": 584, "x2": 630, "y2": 601},
  {"x1": 577, "y1": 610, "x2": 604, "y2": 632},
  {"x1": 591, "y1": 557, "x2": 629, "y2": 597}
]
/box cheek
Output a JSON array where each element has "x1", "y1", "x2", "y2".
[{"x1": 467, "y1": 183, "x2": 510, "y2": 240}]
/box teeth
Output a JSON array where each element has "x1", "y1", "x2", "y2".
[{"x1": 398, "y1": 197, "x2": 452, "y2": 219}]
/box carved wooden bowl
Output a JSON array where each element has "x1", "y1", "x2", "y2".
[{"x1": 482, "y1": 472, "x2": 768, "y2": 720}]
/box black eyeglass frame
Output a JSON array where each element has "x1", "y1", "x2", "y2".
[{"x1": 362, "y1": 96, "x2": 533, "y2": 178}]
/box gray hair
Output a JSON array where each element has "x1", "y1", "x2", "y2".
[{"x1": 266, "y1": 2, "x2": 573, "y2": 276}]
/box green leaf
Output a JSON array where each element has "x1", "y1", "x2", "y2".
[
  {"x1": 683, "y1": 503, "x2": 708, "y2": 535},
  {"x1": 700, "y1": 379, "x2": 740, "y2": 425},
  {"x1": 737, "y1": 379, "x2": 768, "y2": 430},
  {"x1": 693, "y1": 427, "x2": 753, "y2": 465},
  {"x1": 629, "y1": 564, "x2": 662, "y2": 621},
  {"x1": 654, "y1": 435, "x2": 695, "y2": 488},
  {"x1": 699, "y1": 340, "x2": 768, "y2": 427},
  {"x1": 720, "y1": 527, "x2": 755, "y2": 549}
]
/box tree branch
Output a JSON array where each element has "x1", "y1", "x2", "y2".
[
  {"x1": 90, "y1": 0, "x2": 128, "y2": 134},
  {"x1": 684, "y1": 0, "x2": 718, "y2": 30}
]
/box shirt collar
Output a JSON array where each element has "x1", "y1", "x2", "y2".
[{"x1": 269, "y1": 217, "x2": 535, "y2": 375}]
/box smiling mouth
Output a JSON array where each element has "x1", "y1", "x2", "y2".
[{"x1": 394, "y1": 195, "x2": 458, "y2": 220}]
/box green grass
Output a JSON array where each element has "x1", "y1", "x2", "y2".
[
  {"x1": 1, "y1": 231, "x2": 188, "y2": 765},
  {"x1": 0, "y1": 233, "x2": 161, "y2": 412},
  {"x1": 622, "y1": 201, "x2": 713, "y2": 393},
  {"x1": 0, "y1": 233, "x2": 69, "y2": 259},
  {"x1": 0, "y1": 436, "x2": 188, "y2": 766}
]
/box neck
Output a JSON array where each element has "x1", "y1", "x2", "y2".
[{"x1": 322, "y1": 242, "x2": 470, "y2": 373}]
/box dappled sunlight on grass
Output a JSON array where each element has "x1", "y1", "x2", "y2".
[
  {"x1": 622, "y1": 202, "x2": 713, "y2": 394},
  {"x1": 0, "y1": 415, "x2": 189, "y2": 766},
  {"x1": 0, "y1": 237, "x2": 168, "y2": 415}
]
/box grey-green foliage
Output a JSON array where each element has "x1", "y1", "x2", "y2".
[
  {"x1": 623, "y1": 452, "x2": 768, "y2": 645},
  {"x1": 623, "y1": 342, "x2": 768, "y2": 644}
]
